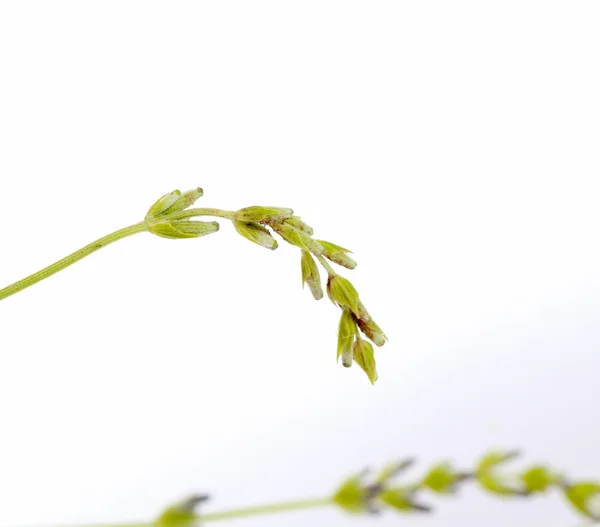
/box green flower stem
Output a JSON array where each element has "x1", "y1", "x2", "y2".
[
  {"x1": 314, "y1": 252, "x2": 335, "y2": 275},
  {"x1": 0, "y1": 221, "x2": 148, "y2": 302},
  {"x1": 45, "y1": 497, "x2": 332, "y2": 527},
  {"x1": 168, "y1": 208, "x2": 238, "y2": 221},
  {"x1": 201, "y1": 496, "x2": 332, "y2": 522}
]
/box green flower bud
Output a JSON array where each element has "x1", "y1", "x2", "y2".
[
  {"x1": 284, "y1": 216, "x2": 314, "y2": 235},
  {"x1": 565, "y1": 482, "x2": 600, "y2": 519},
  {"x1": 379, "y1": 488, "x2": 432, "y2": 513},
  {"x1": 162, "y1": 187, "x2": 204, "y2": 215},
  {"x1": 422, "y1": 463, "x2": 461, "y2": 494},
  {"x1": 233, "y1": 220, "x2": 278, "y2": 250},
  {"x1": 317, "y1": 240, "x2": 357, "y2": 270},
  {"x1": 478, "y1": 473, "x2": 526, "y2": 496},
  {"x1": 477, "y1": 450, "x2": 520, "y2": 473},
  {"x1": 521, "y1": 466, "x2": 556, "y2": 494},
  {"x1": 300, "y1": 250, "x2": 323, "y2": 300},
  {"x1": 327, "y1": 274, "x2": 360, "y2": 316},
  {"x1": 333, "y1": 471, "x2": 369, "y2": 514},
  {"x1": 337, "y1": 309, "x2": 357, "y2": 367},
  {"x1": 272, "y1": 222, "x2": 324, "y2": 253},
  {"x1": 156, "y1": 494, "x2": 208, "y2": 527},
  {"x1": 355, "y1": 316, "x2": 387, "y2": 347},
  {"x1": 353, "y1": 338, "x2": 378, "y2": 384},
  {"x1": 237, "y1": 206, "x2": 294, "y2": 222},
  {"x1": 476, "y1": 451, "x2": 526, "y2": 496},
  {"x1": 147, "y1": 190, "x2": 182, "y2": 219},
  {"x1": 355, "y1": 301, "x2": 387, "y2": 346},
  {"x1": 147, "y1": 188, "x2": 204, "y2": 221},
  {"x1": 149, "y1": 220, "x2": 219, "y2": 239}
]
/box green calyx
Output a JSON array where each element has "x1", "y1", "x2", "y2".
[
  {"x1": 233, "y1": 220, "x2": 278, "y2": 250},
  {"x1": 150, "y1": 220, "x2": 220, "y2": 239},
  {"x1": 301, "y1": 250, "x2": 323, "y2": 300},
  {"x1": 146, "y1": 187, "x2": 220, "y2": 240}
]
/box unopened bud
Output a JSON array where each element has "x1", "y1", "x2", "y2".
[
  {"x1": 156, "y1": 494, "x2": 209, "y2": 527},
  {"x1": 272, "y1": 222, "x2": 323, "y2": 253},
  {"x1": 301, "y1": 250, "x2": 323, "y2": 300},
  {"x1": 355, "y1": 316, "x2": 387, "y2": 347},
  {"x1": 149, "y1": 220, "x2": 219, "y2": 239},
  {"x1": 355, "y1": 301, "x2": 387, "y2": 346},
  {"x1": 163, "y1": 187, "x2": 203, "y2": 215},
  {"x1": 379, "y1": 488, "x2": 432, "y2": 513},
  {"x1": 233, "y1": 220, "x2": 278, "y2": 250},
  {"x1": 237, "y1": 206, "x2": 294, "y2": 222},
  {"x1": 422, "y1": 463, "x2": 461, "y2": 494},
  {"x1": 284, "y1": 216, "x2": 314, "y2": 235},
  {"x1": 333, "y1": 472, "x2": 370, "y2": 514},
  {"x1": 338, "y1": 309, "x2": 357, "y2": 367},
  {"x1": 564, "y1": 484, "x2": 600, "y2": 520},
  {"x1": 353, "y1": 338, "x2": 378, "y2": 384},
  {"x1": 147, "y1": 188, "x2": 204, "y2": 222},
  {"x1": 146, "y1": 190, "x2": 182, "y2": 219},
  {"x1": 327, "y1": 274, "x2": 360, "y2": 316},
  {"x1": 317, "y1": 240, "x2": 357, "y2": 270}
]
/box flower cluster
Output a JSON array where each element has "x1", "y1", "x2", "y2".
[
  {"x1": 235, "y1": 206, "x2": 387, "y2": 384},
  {"x1": 143, "y1": 189, "x2": 387, "y2": 383},
  {"x1": 145, "y1": 188, "x2": 219, "y2": 239}
]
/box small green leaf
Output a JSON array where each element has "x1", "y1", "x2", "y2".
[
  {"x1": 233, "y1": 220, "x2": 278, "y2": 250},
  {"x1": 565, "y1": 482, "x2": 600, "y2": 518},
  {"x1": 337, "y1": 309, "x2": 357, "y2": 367}
]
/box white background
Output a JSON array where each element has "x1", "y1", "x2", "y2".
[{"x1": 1, "y1": 2, "x2": 599, "y2": 526}]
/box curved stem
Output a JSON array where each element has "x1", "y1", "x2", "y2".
[
  {"x1": 0, "y1": 221, "x2": 148, "y2": 301},
  {"x1": 168, "y1": 208, "x2": 238, "y2": 221}
]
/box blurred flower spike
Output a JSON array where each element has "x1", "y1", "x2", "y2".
[
  {"x1": 330, "y1": 450, "x2": 600, "y2": 521},
  {"x1": 147, "y1": 450, "x2": 600, "y2": 526}
]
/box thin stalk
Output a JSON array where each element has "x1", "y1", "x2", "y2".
[
  {"x1": 315, "y1": 252, "x2": 335, "y2": 275},
  {"x1": 201, "y1": 496, "x2": 331, "y2": 522},
  {"x1": 42, "y1": 496, "x2": 332, "y2": 527},
  {"x1": 168, "y1": 208, "x2": 238, "y2": 221},
  {"x1": 0, "y1": 221, "x2": 148, "y2": 301}
]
